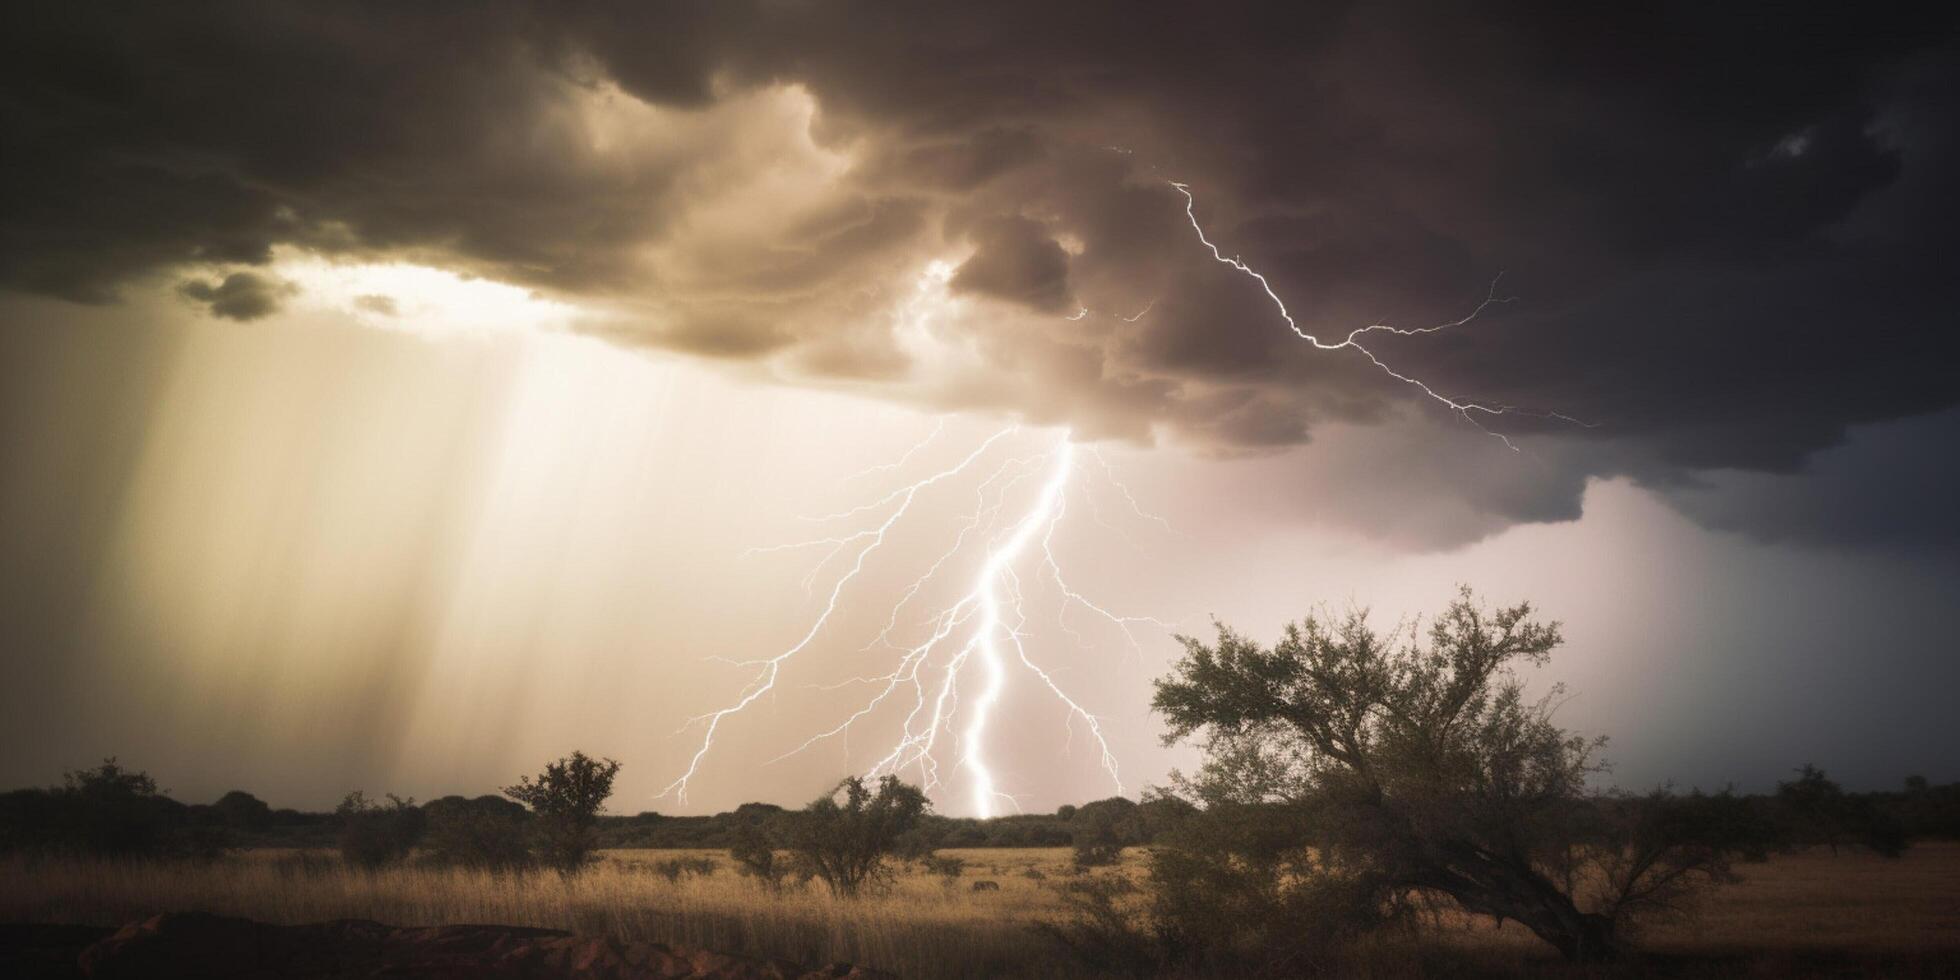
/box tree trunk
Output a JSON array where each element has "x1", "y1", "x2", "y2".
[
  {"x1": 1534, "y1": 910, "x2": 1618, "y2": 963},
  {"x1": 1421, "y1": 847, "x2": 1622, "y2": 962},
  {"x1": 1480, "y1": 890, "x2": 1618, "y2": 962}
]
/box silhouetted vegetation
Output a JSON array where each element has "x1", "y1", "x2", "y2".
[
  {"x1": 727, "y1": 819, "x2": 800, "y2": 891},
  {"x1": 211, "y1": 790, "x2": 272, "y2": 833},
  {"x1": 419, "y1": 795, "x2": 533, "y2": 871},
  {"x1": 651, "y1": 855, "x2": 719, "y2": 882},
  {"x1": 3, "y1": 759, "x2": 1951, "y2": 871},
  {"x1": 1070, "y1": 797, "x2": 1131, "y2": 868},
  {"x1": 503, "y1": 751, "x2": 621, "y2": 875},
  {"x1": 920, "y1": 852, "x2": 966, "y2": 879},
  {"x1": 60, "y1": 760, "x2": 180, "y2": 857},
  {"x1": 1118, "y1": 590, "x2": 1786, "y2": 969},
  {"x1": 334, "y1": 791, "x2": 423, "y2": 869},
  {"x1": 0, "y1": 683, "x2": 1950, "y2": 980},
  {"x1": 781, "y1": 775, "x2": 929, "y2": 897},
  {"x1": 0, "y1": 759, "x2": 227, "y2": 859},
  {"x1": 1778, "y1": 764, "x2": 1908, "y2": 857}
]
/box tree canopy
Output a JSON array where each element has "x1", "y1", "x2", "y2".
[{"x1": 1151, "y1": 588, "x2": 1771, "y2": 963}]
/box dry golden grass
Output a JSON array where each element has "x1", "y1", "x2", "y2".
[{"x1": 4, "y1": 843, "x2": 1957, "y2": 977}]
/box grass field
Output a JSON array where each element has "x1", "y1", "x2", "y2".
[{"x1": 4, "y1": 843, "x2": 1958, "y2": 977}]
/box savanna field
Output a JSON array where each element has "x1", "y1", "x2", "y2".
[{"x1": 6, "y1": 844, "x2": 1960, "y2": 978}]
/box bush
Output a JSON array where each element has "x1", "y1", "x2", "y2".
[
  {"x1": 63, "y1": 759, "x2": 186, "y2": 857},
  {"x1": 1038, "y1": 874, "x2": 1164, "y2": 977},
  {"x1": 1070, "y1": 803, "x2": 1129, "y2": 868},
  {"x1": 1775, "y1": 765, "x2": 1908, "y2": 857},
  {"x1": 782, "y1": 775, "x2": 929, "y2": 897},
  {"x1": 212, "y1": 790, "x2": 273, "y2": 832},
  {"x1": 421, "y1": 795, "x2": 532, "y2": 871},
  {"x1": 335, "y1": 791, "x2": 423, "y2": 869},
  {"x1": 730, "y1": 820, "x2": 803, "y2": 890},
  {"x1": 1, "y1": 760, "x2": 230, "y2": 860},
  {"x1": 921, "y1": 853, "x2": 966, "y2": 879},
  {"x1": 0, "y1": 787, "x2": 64, "y2": 853},
  {"x1": 504, "y1": 751, "x2": 621, "y2": 875},
  {"x1": 652, "y1": 855, "x2": 718, "y2": 882}
]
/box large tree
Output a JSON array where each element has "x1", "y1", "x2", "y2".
[{"x1": 1152, "y1": 589, "x2": 1763, "y2": 963}]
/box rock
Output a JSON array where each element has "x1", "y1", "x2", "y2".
[{"x1": 75, "y1": 912, "x2": 893, "y2": 979}]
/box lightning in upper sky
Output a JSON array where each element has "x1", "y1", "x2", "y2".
[
  {"x1": 663, "y1": 179, "x2": 1579, "y2": 816},
  {"x1": 1171, "y1": 180, "x2": 1589, "y2": 449}
]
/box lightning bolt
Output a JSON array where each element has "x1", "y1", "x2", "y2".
[
  {"x1": 659, "y1": 428, "x2": 1019, "y2": 803},
  {"x1": 663, "y1": 179, "x2": 1577, "y2": 817},
  {"x1": 665, "y1": 427, "x2": 1145, "y2": 817},
  {"x1": 1170, "y1": 181, "x2": 1586, "y2": 449}
]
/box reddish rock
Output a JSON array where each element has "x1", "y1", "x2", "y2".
[{"x1": 76, "y1": 912, "x2": 892, "y2": 980}]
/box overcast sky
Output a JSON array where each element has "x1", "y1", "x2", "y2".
[{"x1": 2, "y1": 2, "x2": 1956, "y2": 814}]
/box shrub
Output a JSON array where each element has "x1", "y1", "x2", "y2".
[
  {"x1": 782, "y1": 775, "x2": 928, "y2": 897},
  {"x1": 1, "y1": 760, "x2": 231, "y2": 859},
  {"x1": 503, "y1": 751, "x2": 621, "y2": 875},
  {"x1": 652, "y1": 855, "x2": 719, "y2": 882},
  {"x1": 335, "y1": 791, "x2": 423, "y2": 869},
  {"x1": 1038, "y1": 873, "x2": 1163, "y2": 977},
  {"x1": 729, "y1": 820, "x2": 804, "y2": 891},
  {"x1": 63, "y1": 759, "x2": 185, "y2": 857},
  {"x1": 212, "y1": 790, "x2": 272, "y2": 832},
  {"x1": 921, "y1": 853, "x2": 966, "y2": 879},
  {"x1": 421, "y1": 795, "x2": 533, "y2": 871},
  {"x1": 1776, "y1": 764, "x2": 1908, "y2": 857},
  {"x1": 1070, "y1": 803, "x2": 1128, "y2": 869}
]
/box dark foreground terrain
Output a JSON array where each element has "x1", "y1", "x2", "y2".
[
  {"x1": 5, "y1": 845, "x2": 1959, "y2": 978},
  {"x1": 1, "y1": 912, "x2": 890, "y2": 980}
]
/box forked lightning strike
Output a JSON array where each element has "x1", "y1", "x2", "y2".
[
  {"x1": 664, "y1": 180, "x2": 1578, "y2": 817},
  {"x1": 658, "y1": 428, "x2": 1021, "y2": 805},
  {"x1": 665, "y1": 428, "x2": 1151, "y2": 817}
]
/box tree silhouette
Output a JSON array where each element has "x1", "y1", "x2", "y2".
[
  {"x1": 1152, "y1": 588, "x2": 1767, "y2": 963},
  {"x1": 781, "y1": 775, "x2": 927, "y2": 897},
  {"x1": 504, "y1": 751, "x2": 620, "y2": 874}
]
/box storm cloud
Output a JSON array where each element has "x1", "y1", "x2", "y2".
[
  {"x1": 177, "y1": 271, "x2": 295, "y2": 321},
  {"x1": 3, "y1": 1, "x2": 1956, "y2": 549}
]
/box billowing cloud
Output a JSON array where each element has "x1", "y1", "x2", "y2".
[
  {"x1": 950, "y1": 216, "x2": 1074, "y2": 313},
  {"x1": 3, "y1": 1, "x2": 1956, "y2": 549}
]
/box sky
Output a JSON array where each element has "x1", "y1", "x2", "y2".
[{"x1": 1, "y1": 2, "x2": 1956, "y2": 816}]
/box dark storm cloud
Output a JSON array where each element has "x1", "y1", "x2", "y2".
[
  {"x1": 949, "y1": 216, "x2": 1074, "y2": 313},
  {"x1": 177, "y1": 271, "x2": 295, "y2": 322},
  {"x1": 1664, "y1": 407, "x2": 1960, "y2": 555},
  {"x1": 3, "y1": 1, "x2": 1957, "y2": 548}
]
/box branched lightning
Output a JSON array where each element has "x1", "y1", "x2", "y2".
[
  {"x1": 659, "y1": 427, "x2": 1020, "y2": 803},
  {"x1": 664, "y1": 178, "x2": 1579, "y2": 817},
  {"x1": 666, "y1": 426, "x2": 1154, "y2": 817},
  {"x1": 1170, "y1": 181, "x2": 1587, "y2": 449}
]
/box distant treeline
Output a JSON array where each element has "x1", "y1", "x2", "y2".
[
  {"x1": 593, "y1": 796, "x2": 1198, "y2": 850},
  {"x1": 5, "y1": 759, "x2": 1959, "y2": 857}
]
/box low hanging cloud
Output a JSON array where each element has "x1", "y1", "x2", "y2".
[
  {"x1": 177, "y1": 271, "x2": 297, "y2": 322},
  {"x1": 3, "y1": 1, "x2": 1956, "y2": 550}
]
